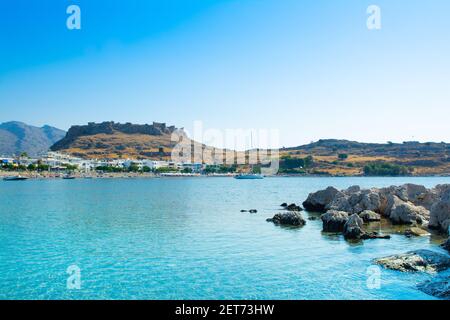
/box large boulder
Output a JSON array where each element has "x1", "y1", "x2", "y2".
[
  {"x1": 382, "y1": 184, "x2": 427, "y2": 203},
  {"x1": 345, "y1": 185, "x2": 361, "y2": 193},
  {"x1": 402, "y1": 184, "x2": 428, "y2": 202},
  {"x1": 326, "y1": 193, "x2": 353, "y2": 213},
  {"x1": 418, "y1": 276, "x2": 450, "y2": 299},
  {"x1": 359, "y1": 210, "x2": 381, "y2": 222},
  {"x1": 389, "y1": 197, "x2": 430, "y2": 225},
  {"x1": 379, "y1": 184, "x2": 429, "y2": 215},
  {"x1": 343, "y1": 214, "x2": 365, "y2": 240},
  {"x1": 380, "y1": 194, "x2": 403, "y2": 217},
  {"x1": 356, "y1": 189, "x2": 383, "y2": 213},
  {"x1": 321, "y1": 210, "x2": 349, "y2": 232},
  {"x1": 429, "y1": 189, "x2": 450, "y2": 234},
  {"x1": 303, "y1": 187, "x2": 340, "y2": 212},
  {"x1": 326, "y1": 188, "x2": 382, "y2": 215},
  {"x1": 435, "y1": 184, "x2": 450, "y2": 198},
  {"x1": 374, "y1": 249, "x2": 450, "y2": 273},
  {"x1": 266, "y1": 212, "x2": 306, "y2": 226},
  {"x1": 414, "y1": 189, "x2": 440, "y2": 210}
]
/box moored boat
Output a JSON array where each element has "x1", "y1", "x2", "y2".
[
  {"x1": 235, "y1": 173, "x2": 264, "y2": 180},
  {"x1": 3, "y1": 175, "x2": 28, "y2": 181}
]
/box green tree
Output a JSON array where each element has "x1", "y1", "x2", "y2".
[
  {"x1": 37, "y1": 164, "x2": 50, "y2": 171},
  {"x1": 363, "y1": 162, "x2": 410, "y2": 176},
  {"x1": 128, "y1": 164, "x2": 140, "y2": 172},
  {"x1": 304, "y1": 155, "x2": 314, "y2": 167}
]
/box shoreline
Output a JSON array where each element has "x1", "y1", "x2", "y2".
[{"x1": 1, "y1": 171, "x2": 450, "y2": 180}]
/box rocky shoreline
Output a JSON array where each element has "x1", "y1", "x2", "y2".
[
  {"x1": 302, "y1": 183, "x2": 450, "y2": 234},
  {"x1": 266, "y1": 183, "x2": 450, "y2": 299}
]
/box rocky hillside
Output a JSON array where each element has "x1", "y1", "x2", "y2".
[
  {"x1": 281, "y1": 139, "x2": 450, "y2": 176},
  {"x1": 50, "y1": 121, "x2": 228, "y2": 161},
  {"x1": 0, "y1": 121, "x2": 66, "y2": 157},
  {"x1": 50, "y1": 122, "x2": 449, "y2": 176}
]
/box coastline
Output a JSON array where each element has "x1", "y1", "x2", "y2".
[{"x1": 1, "y1": 170, "x2": 449, "y2": 180}]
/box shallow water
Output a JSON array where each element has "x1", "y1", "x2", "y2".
[{"x1": 0, "y1": 176, "x2": 449, "y2": 300}]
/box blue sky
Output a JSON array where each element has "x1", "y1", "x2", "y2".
[{"x1": 1, "y1": 0, "x2": 449, "y2": 147}]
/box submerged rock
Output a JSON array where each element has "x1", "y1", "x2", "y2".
[
  {"x1": 267, "y1": 212, "x2": 306, "y2": 226},
  {"x1": 343, "y1": 214, "x2": 365, "y2": 240},
  {"x1": 303, "y1": 187, "x2": 340, "y2": 212},
  {"x1": 321, "y1": 210, "x2": 349, "y2": 232},
  {"x1": 286, "y1": 203, "x2": 302, "y2": 212},
  {"x1": 359, "y1": 210, "x2": 381, "y2": 222},
  {"x1": 418, "y1": 276, "x2": 450, "y2": 299},
  {"x1": 374, "y1": 249, "x2": 450, "y2": 273},
  {"x1": 404, "y1": 227, "x2": 431, "y2": 237},
  {"x1": 361, "y1": 232, "x2": 391, "y2": 240},
  {"x1": 441, "y1": 238, "x2": 450, "y2": 252}
]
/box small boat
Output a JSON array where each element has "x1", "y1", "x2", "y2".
[
  {"x1": 3, "y1": 175, "x2": 28, "y2": 181},
  {"x1": 62, "y1": 175, "x2": 76, "y2": 180},
  {"x1": 235, "y1": 173, "x2": 264, "y2": 180},
  {"x1": 235, "y1": 132, "x2": 264, "y2": 180}
]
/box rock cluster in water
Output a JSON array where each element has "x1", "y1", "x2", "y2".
[
  {"x1": 269, "y1": 183, "x2": 450, "y2": 298},
  {"x1": 375, "y1": 249, "x2": 450, "y2": 273},
  {"x1": 303, "y1": 183, "x2": 450, "y2": 235},
  {"x1": 266, "y1": 212, "x2": 306, "y2": 226},
  {"x1": 280, "y1": 203, "x2": 303, "y2": 212}
]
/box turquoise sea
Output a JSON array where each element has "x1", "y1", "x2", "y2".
[{"x1": 1, "y1": 176, "x2": 450, "y2": 300}]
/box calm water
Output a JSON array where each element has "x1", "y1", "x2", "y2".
[{"x1": 1, "y1": 176, "x2": 450, "y2": 300}]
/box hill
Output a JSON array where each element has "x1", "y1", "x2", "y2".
[
  {"x1": 0, "y1": 121, "x2": 66, "y2": 157},
  {"x1": 50, "y1": 122, "x2": 450, "y2": 176},
  {"x1": 50, "y1": 121, "x2": 227, "y2": 161},
  {"x1": 281, "y1": 139, "x2": 450, "y2": 176}
]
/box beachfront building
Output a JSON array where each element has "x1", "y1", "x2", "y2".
[
  {"x1": 181, "y1": 162, "x2": 203, "y2": 173},
  {"x1": 1, "y1": 158, "x2": 15, "y2": 165},
  {"x1": 142, "y1": 160, "x2": 170, "y2": 170}
]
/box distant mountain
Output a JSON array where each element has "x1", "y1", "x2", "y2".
[{"x1": 0, "y1": 121, "x2": 66, "y2": 157}]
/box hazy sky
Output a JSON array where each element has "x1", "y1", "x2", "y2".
[{"x1": 1, "y1": 0, "x2": 449, "y2": 148}]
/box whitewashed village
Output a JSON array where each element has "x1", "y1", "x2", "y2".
[{"x1": 0, "y1": 151, "x2": 231, "y2": 179}]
